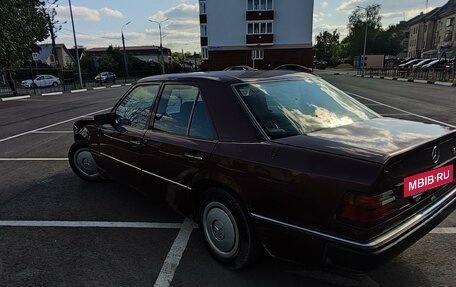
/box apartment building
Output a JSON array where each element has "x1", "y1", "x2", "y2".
[
  {"x1": 199, "y1": 0, "x2": 314, "y2": 70},
  {"x1": 407, "y1": 0, "x2": 456, "y2": 58}
]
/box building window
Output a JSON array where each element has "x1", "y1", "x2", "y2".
[
  {"x1": 446, "y1": 18, "x2": 454, "y2": 27},
  {"x1": 252, "y1": 49, "x2": 264, "y2": 60},
  {"x1": 199, "y1": 2, "x2": 206, "y2": 14},
  {"x1": 200, "y1": 24, "x2": 207, "y2": 37},
  {"x1": 201, "y1": 47, "x2": 208, "y2": 60},
  {"x1": 247, "y1": 0, "x2": 273, "y2": 11},
  {"x1": 247, "y1": 22, "x2": 273, "y2": 34}
]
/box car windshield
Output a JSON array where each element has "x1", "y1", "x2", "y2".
[{"x1": 235, "y1": 78, "x2": 379, "y2": 139}]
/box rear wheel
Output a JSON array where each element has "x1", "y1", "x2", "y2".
[
  {"x1": 199, "y1": 188, "x2": 261, "y2": 269},
  {"x1": 68, "y1": 140, "x2": 101, "y2": 182}
]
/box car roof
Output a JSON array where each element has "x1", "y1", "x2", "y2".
[{"x1": 137, "y1": 70, "x2": 317, "y2": 84}]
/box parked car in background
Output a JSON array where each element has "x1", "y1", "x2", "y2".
[
  {"x1": 398, "y1": 59, "x2": 421, "y2": 69},
  {"x1": 411, "y1": 59, "x2": 435, "y2": 70},
  {"x1": 315, "y1": 61, "x2": 328, "y2": 69},
  {"x1": 95, "y1": 72, "x2": 116, "y2": 83},
  {"x1": 69, "y1": 70, "x2": 456, "y2": 272},
  {"x1": 223, "y1": 65, "x2": 256, "y2": 71},
  {"x1": 21, "y1": 74, "x2": 61, "y2": 88},
  {"x1": 421, "y1": 59, "x2": 450, "y2": 70},
  {"x1": 274, "y1": 64, "x2": 312, "y2": 73}
]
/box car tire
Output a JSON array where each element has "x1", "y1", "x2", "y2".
[
  {"x1": 52, "y1": 82, "x2": 58, "y2": 87},
  {"x1": 199, "y1": 188, "x2": 261, "y2": 269},
  {"x1": 68, "y1": 140, "x2": 102, "y2": 182}
]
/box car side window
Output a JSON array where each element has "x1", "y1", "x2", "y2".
[
  {"x1": 153, "y1": 85, "x2": 199, "y2": 136},
  {"x1": 189, "y1": 95, "x2": 215, "y2": 140},
  {"x1": 115, "y1": 85, "x2": 159, "y2": 129}
]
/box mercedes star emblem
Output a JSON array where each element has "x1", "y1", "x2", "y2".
[{"x1": 431, "y1": 146, "x2": 440, "y2": 163}]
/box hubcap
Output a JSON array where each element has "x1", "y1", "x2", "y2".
[
  {"x1": 203, "y1": 201, "x2": 239, "y2": 258},
  {"x1": 74, "y1": 149, "x2": 98, "y2": 176}
]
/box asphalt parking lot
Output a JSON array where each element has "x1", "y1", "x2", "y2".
[{"x1": 0, "y1": 75, "x2": 455, "y2": 286}]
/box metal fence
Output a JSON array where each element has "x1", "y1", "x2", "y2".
[
  {"x1": 0, "y1": 67, "x2": 158, "y2": 97},
  {"x1": 357, "y1": 67, "x2": 456, "y2": 83}
]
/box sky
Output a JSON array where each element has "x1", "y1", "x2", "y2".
[{"x1": 44, "y1": 0, "x2": 449, "y2": 53}]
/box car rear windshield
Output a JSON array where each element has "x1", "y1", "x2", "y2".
[{"x1": 235, "y1": 78, "x2": 378, "y2": 139}]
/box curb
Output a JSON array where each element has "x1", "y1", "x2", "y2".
[
  {"x1": 1, "y1": 95, "x2": 31, "y2": 101},
  {"x1": 42, "y1": 91, "x2": 63, "y2": 96},
  {"x1": 352, "y1": 74, "x2": 456, "y2": 87},
  {"x1": 70, "y1": 88, "x2": 88, "y2": 93}
]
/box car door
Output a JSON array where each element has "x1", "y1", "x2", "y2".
[
  {"x1": 34, "y1": 75, "x2": 44, "y2": 87},
  {"x1": 42, "y1": 75, "x2": 50, "y2": 87},
  {"x1": 142, "y1": 83, "x2": 217, "y2": 212},
  {"x1": 98, "y1": 84, "x2": 160, "y2": 189}
]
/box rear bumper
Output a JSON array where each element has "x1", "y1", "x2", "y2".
[{"x1": 251, "y1": 185, "x2": 456, "y2": 272}]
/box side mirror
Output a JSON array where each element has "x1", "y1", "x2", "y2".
[{"x1": 94, "y1": 112, "x2": 117, "y2": 126}]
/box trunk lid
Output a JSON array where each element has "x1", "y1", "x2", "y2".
[{"x1": 274, "y1": 117, "x2": 456, "y2": 233}]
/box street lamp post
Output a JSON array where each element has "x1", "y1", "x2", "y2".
[
  {"x1": 69, "y1": 0, "x2": 83, "y2": 88},
  {"x1": 149, "y1": 19, "x2": 169, "y2": 74},
  {"x1": 357, "y1": 6, "x2": 369, "y2": 75},
  {"x1": 121, "y1": 21, "x2": 131, "y2": 83}
]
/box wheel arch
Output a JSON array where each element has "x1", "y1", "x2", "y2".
[{"x1": 190, "y1": 178, "x2": 250, "y2": 220}]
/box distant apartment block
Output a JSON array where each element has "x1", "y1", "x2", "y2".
[
  {"x1": 199, "y1": 0, "x2": 314, "y2": 70},
  {"x1": 407, "y1": 0, "x2": 456, "y2": 58}
]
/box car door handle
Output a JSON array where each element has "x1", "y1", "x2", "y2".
[
  {"x1": 184, "y1": 153, "x2": 203, "y2": 161},
  {"x1": 129, "y1": 140, "x2": 141, "y2": 147}
]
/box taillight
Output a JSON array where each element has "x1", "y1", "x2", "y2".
[{"x1": 338, "y1": 190, "x2": 398, "y2": 227}]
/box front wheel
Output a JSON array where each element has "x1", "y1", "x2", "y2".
[
  {"x1": 52, "y1": 82, "x2": 59, "y2": 87},
  {"x1": 199, "y1": 188, "x2": 261, "y2": 269},
  {"x1": 68, "y1": 140, "x2": 101, "y2": 182}
]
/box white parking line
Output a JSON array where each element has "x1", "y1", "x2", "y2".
[
  {"x1": 0, "y1": 158, "x2": 68, "y2": 161},
  {"x1": 0, "y1": 220, "x2": 184, "y2": 229},
  {"x1": 93, "y1": 86, "x2": 107, "y2": 90},
  {"x1": 154, "y1": 218, "x2": 195, "y2": 287},
  {"x1": 346, "y1": 91, "x2": 456, "y2": 128},
  {"x1": 430, "y1": 227, "x2": 456, "y2": 234},
  {"x1": 0, "y1": 107, "x2": 111, "y2": 143},
  {"x1": 32, "y1": 131, "x2": 73, "y2": 134}
]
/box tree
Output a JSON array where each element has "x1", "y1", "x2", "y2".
[
  {"x1": 343, "y1": 4, "x2": 382, "y2": 58},
  {"x1": 315, "y1": 30, "x2": 342, "y2": 66},
  {"x1": 45, "y1": 0, "x2": 66, "y2": 67},
  {"x1": 0, "y1": 0, "x2": 49, "y2": 95}
]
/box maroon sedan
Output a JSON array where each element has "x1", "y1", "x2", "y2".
[{"x1": 69, "y1": 71, "x2": 456, "y2": 271}]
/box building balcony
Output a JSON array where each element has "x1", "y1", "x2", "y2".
[
  {"x1": 246, "y1": 34, "x2": 273, "y2": 45},
  {"x1": 246, "y1": 10, "x2": 274, "y2": 21}
]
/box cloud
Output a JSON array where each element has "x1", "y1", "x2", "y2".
[
  {"x1": 55, "y1": 5, "x2": 101, "y2": 21},
  {"x1": 147, "y1": 3, "x2": 200, "y2": 52},
  {"x1": 99, "y1": 7, "x2": 124, "y2": 18},
  {"x1": 321, "y1": 2, "x2": 329, "y2": 8},
  {"x1": 381, "y1": 7, "x2": 437, "y2": 21},
  {"x1": 150, "y1": 3, "x2": 199, "y2": 20},
  {"x1": 55, "y1": 5, "x2": 124, "y2": 21},
  {"x1": 336, "y1": 0, "x2": 366, "y2": 11}
]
